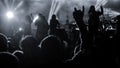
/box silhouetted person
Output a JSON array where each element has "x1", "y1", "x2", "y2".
[
  {"x1": 73, "y1": 6, "x2": 86, "y2": 32},
  {"x1": 49, "y1": 14, "x2": 60, "y2": 35},
  {"x1": 0, "y1": 52, "x2": 19, "y2": 68},
  {"x1": 50, "y1": 15, "x2": 72, "y2": 46},
  {"x1": 88, "y1": 5, "x2": 103, "y2": 42},
  {"x1": 73, "y1": 6, "x2": 89, "y2": 50},
  {"x1": 13, "y1": 50, "x2": 24, "y2": 67},
  {"x1": 19, "y1": 35, "x2": 41, "y2": 66},
  {"x1": 71, "y1": 6, "x2": 94, "y2": 66},
  {"x1": 73, "y1": 6, "x2": 86, "y2": 35},
  {"x1": 0, "y1": 33, "x2": 8, "y2": 52},
  {"x1": 73, "y1": 6, "x2": 84, "y2": 28},
  {"x1": 39, "y1": 35, "x2": 65, "y2": 64},
  {"x1": 35, "y1": 13, "x2": 49, "y2": 43}
]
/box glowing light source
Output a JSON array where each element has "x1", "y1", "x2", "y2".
[
  {"x1": 6, "y1": 11, "x2": 14, "y2": 19},
  {"x1": 19, "y1": 27, "x2": 23, "y2": 31},
  {"x1": 33, "y1": 15, "x2": 39, "y2": 23}
]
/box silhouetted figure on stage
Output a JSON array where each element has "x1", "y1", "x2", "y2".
[
  {"x1": 73, "y1": 6, "x2": 85, "y2": 28},
  {"x1": 73, "y1": 6, "x2": 86, "y2": 35},
  {"x1": 49, "y1": 15, "x2": 71, "y2": 45},
  {"x1": 73, "y1": 6, "x2": 88, "y2": 50},
  {"x1": 73, "y1": 6, "x2": 85, "y2": 30},
  {"x1": 49, "y1": 14, "x2": 60, "y2": 35},
  {"x1": 88, "y1": 5, "x2": 103, "y2": 42},
  {"x1": 35, "y1": 13, "x2": 49, "y2": 43}
]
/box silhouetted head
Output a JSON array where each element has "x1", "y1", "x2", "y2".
[
  {"x1": 40, "y1": 35, "x2": 64, "y2": 54},
  {"x1": 13, "y1": 50, "x2": 24, "y2": 64},
  {"x1": 40, "y1": 35, "x2": 63, "y2": 52},
  {"x1": 89, "y1": 5, "x2": 95, "y2": 13},
  {"x1": 0, "y1": 33, "x2": 8, "y2": 52},
  {"x1": 39, "y1": 35, "x2": 64, "y2": 62},
  {"x1": 0, "y1": 52, "x2": 19, "y2": 68},
  {"x1": 52, "y1": 14, "x2": 56, "y2": 19},
  {"x1": 20, "y1": 35, "x2": 38, "y2": 51}
]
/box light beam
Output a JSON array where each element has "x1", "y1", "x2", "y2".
[
  {"x1": 33, "y1": 15, "x2": 39, "y2": 23},
  {"x1": 54, "y1": 0, "x2": 64, "y2": 15},
  {"x1": 4, "y1": 0, "x2": 9, "y2": 9},
  {"x1": 48, "y1": 0, "x2": 65, "y2": 24},
  {"x1": 48, "y1": 0, "x2": 55, "y2": 24},
  {"x1": 14, "y1": 1, "x2": 23, "y2": 11},
  {"x1": 11, "y1": 0, "x2": 15, "y2": 8}
]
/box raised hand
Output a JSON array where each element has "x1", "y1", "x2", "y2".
[
  {"x1": 82, "y1": 6, "x2": 85, "y2": 12},
  {"x1": 100, "y1": 6, "x2": 103, "y2": 15},
  {"x1": 73, "y1": 7, "x2": 84, "y2": 23}
]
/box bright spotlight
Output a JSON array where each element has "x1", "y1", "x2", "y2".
[
  {"x1": 6, "y1": 11, "x2": 14, "y2": 19},
  {"x1": 19, "y1": 27, "x2": 23, "y2": 31}
]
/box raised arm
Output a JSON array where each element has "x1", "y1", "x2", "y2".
[
  {"x1": 100, "y1": 6, "x2": 103, "y2": 15},
  {"x1": 73, "y1": 7, "x2": 84, "y2": 23},
  {"x1": 82, "y1": 6, "x2": 85, "y2": 13}
]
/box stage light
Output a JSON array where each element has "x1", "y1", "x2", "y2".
[
  {"x1": 48, "y1": 0, "x2": 65, "y2": 24},
  {"x1": 19, "y1": 27, "x2": 23, "y2": 31},
  {"x1": 33, "y1": 15, "x2": 39, "y2": 23},
  {"x1": 6, "y1": 11, "x2": 14, "y2": 19}
]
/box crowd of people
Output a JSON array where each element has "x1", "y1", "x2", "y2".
[{"x1": 0, "y1": 5, "x2": 120, "y2": 67}]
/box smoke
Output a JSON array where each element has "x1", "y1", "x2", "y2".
[
  {"x1": 0, "y1": 0, "x2": 120, "y2": 24},
  {"x1": 55, "y1": 0, "x2": 97, "y2": 24}
]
